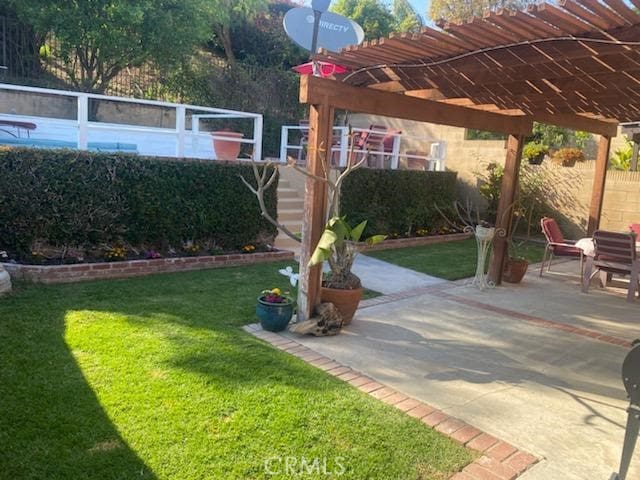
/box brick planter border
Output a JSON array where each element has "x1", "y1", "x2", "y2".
[
  {"x1": 360, "y1": 232, "x2": 472, "y2": 252},
  {"x1": 2, "y1": 250, "x2": 294, "y2": 284},
  {"x1": 243, "y1": 323, "x2": 539, "y2": 480}
]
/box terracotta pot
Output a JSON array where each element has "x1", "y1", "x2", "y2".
[
  {"x1": 320, "y1": 286, "x2": 363, "y2": 325},
  {"x1": 211, "y1": 131, "x2": 243, "y2": 160},
  {"x1": 503, "y1": 257, "x2": 529, "y2": 283}
]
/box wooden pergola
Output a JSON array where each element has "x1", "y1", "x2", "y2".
[{"x1": 296, "y1": 1, "x2": 640, "y2": 320}]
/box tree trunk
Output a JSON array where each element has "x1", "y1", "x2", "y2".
[{"x1": 218, "y1": 24, "x2": 235, "y2": 65}]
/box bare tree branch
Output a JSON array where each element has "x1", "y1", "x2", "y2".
[{"x1": 239, "y1": 161, "x2": 301, "y2": 244}]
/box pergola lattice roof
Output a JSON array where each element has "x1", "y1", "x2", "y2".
[{"x1": 315, "y1": 1, "x2": 640, "y2": 123}]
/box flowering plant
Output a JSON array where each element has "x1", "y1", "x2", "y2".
[
  {"x1": 242, "y1": 244, "x2": 256, "y2": 253},
  {"x1": 260, "y1": 287, "x2": 293, "y2": 304},
  {"x1": 144, "y1": 250, "x2": 162, "y2": 259},
  {"x1": 104, "y1": 246, "x2": 127, "y2": 261}
]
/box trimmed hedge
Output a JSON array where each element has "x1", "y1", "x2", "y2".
[
  {"x1": 0, "y1": 148, "x2": 277, "y2": 255},
  {"x1": 340, "y1": 169, "x2": 458, "y2": 236}
]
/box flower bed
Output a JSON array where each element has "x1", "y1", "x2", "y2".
[
  {"x1": 359, "y1": 232, "x2": 472, "y2": 252},
  {"x1": 2, "y1": 250, "x2": 294, "y2": 284}
]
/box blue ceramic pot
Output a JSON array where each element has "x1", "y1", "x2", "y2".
[{"x1": 256, "y1": 297, "x2": 294, "y2": 332}]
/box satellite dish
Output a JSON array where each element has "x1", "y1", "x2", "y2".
[{"x1": 283, "y1": 7, "x2": 364, "y2": 53}]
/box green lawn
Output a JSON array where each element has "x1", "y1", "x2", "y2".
[
  {"x1": 366, "y1": 238, "x2": 546, "y2": 280},
  {"x1": 0, "y1": 263, "x2": 473, "y2": 479}
]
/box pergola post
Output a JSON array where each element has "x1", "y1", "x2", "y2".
[
  {"x1": 488, "y1": 134, "x2": 525, "y2": 285},
  {"x1": 297, "y1": 102, "x2": 334, "y2": 322},
  {"x1": 587, "y1": 135, "x2": 612, "y2": 235}
]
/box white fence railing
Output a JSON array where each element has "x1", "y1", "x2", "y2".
[
  {"x1": 279, "y1": 125, "x2": 446, "y2": 171},
  {"x1": 0, "y1": 83, "x2": 263, "y2": 160}
]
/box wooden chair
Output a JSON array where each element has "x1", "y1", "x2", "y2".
[
  {"x1": 582, "y1": 230, "x2": 639, "y2": 302},
  {"x1": 354, "y1": 124, "x2": 388, "y2": 168},
  {"x1": 540, "y1": 217, "x2": 583, "y2": 276}
]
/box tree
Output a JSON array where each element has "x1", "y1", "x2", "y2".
[
  {"x1": 206, "y1": 0, "x2": 269, "y2": 64},
  {"x1": 430, "y1": 0, "x2": 535, "y2": 23},
  {"x1": 10, "y1": 0, "x2": 211, "y2": 93},
  {"x1": 393, "y1": 0, "x2": 424, "y2": 33},
  {"x1": 222, "y1": 1, "x2": 308, "y2": 69},
  {"x1": 332, "y1": 0, "x2": 396, "y2": 40}
]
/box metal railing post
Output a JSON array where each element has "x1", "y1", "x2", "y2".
[
  {"x1": 280, "y1": 126, "x2": 289, "y2": 163},
  {"x1": 390, "y1": 134, "x2": 401, "y2": 169},
  {"x1": 253, "y1": 115, "x2": 263, "y2": 161},
  {"x1": 176, "y1": 105, "x2": 186, "y2": 158},
  {"x1": 77, "y1": 94, "x2": 88, "y2": 150}
]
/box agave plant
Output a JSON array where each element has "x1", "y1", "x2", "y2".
[{"x1": 309, "y1": 216, "x2": 386, "y2": 290}]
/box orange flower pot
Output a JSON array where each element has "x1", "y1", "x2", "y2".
[{"x1": 211, "y1": 131, "x2": 243, "y2": 160}]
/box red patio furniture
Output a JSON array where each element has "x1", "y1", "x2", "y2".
[
  {"x1": 540, "y1": 217, "x2": 583, "y2": 276},
  {"x1": 581, "y1": 230, "x2": 639, "y2": 302},
  {"x1": 630, "y1": 224, "x2": 640, "y2": 237},
  {"x1": 353, "y1": 124, "x2": 388, "y2": 168}
]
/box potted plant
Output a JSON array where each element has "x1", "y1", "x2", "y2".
[
  {"x1": 256, "y1": 287, "x2": 294, "y2": 332},
  {"x1": 502, "y1": 244, "x2": 529, "y2": 283},
  {"x1": 551, "y1": 147, "x2": 584, "y2": 167},
  {"x1": 211, "y1": 128, "x2": 244, "y2": 160},
  {"x1": 523, "y1": 142, "x2": 549, "y2": 165},
  {"x1": 309, "y1": 217, "x2": 385, "y2": 324}
]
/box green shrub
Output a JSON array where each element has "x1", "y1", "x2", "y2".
[
  {"x1": 340, "y1": 169, "x2": 458, "y2": 237},
  {"x1": 0, "y1": 148, "x2": 277, "y2": 256}
]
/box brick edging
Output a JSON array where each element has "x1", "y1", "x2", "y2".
[
  {"x1": 359, "y1": 232, "x2": 472, "y2": 252},
  {"x1": 2, "y1": 250, "x2": 294, "y2": 284},
  {"x1": 243, "y1": 323, "x2": 539, "y2": 480}
]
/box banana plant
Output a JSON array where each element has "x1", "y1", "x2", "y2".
[{"x1": 309, "y1": 216, "x2": 386, "y2": 289}]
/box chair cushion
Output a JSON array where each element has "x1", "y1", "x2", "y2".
[{"x1": 541, "y1": 217, "x2": 565, "y2": 243}]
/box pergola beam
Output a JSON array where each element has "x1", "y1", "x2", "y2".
[
  {"x1": 300, "y1": 76, "x2": 533, "y2": 135},
  {"x1": 531, "y1": 113, "x2": 619, "y2": 136}
]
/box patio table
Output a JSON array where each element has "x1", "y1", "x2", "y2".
[
  {"x1": 575, "y1": 237, "x2": 640, "y2": 257},
  {"x1": 0, "y1": 119, "x2": 37, "y2": 138}
]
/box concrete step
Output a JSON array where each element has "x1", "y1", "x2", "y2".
[
  {"x1": 274, "y1": 234, "x2": 302, "y2": 252},
  {"x1": 279, "y1": 197, "x2": 304, "y2": 210},
  {"x1": 279, "y1": 220, "x2": 302, "y2": 233},
  {"x1": 278, "y1": 187, "x2": 299, "y2": 199},
  {"x1": 278, "y1": 208, "x2": 304, "y2": 222},
  {"x1": 279, "y1": 178, "x2": 291, "y2": 189}
]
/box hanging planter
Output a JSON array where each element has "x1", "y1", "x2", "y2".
[{"x1": 211, "y1": 130, "x2": 244, "y2": 160}]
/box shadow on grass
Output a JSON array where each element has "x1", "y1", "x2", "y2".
[
  {"x1": 0, "y1": 289, "x2": 157, "y2": 479},
  {"x1": 0, "y1": 263, "x2": 327, "y2": 478}
]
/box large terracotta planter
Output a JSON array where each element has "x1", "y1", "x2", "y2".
[
  {"x1": 503, "y1": 257, "x2": 529, "y2": 283},
  {"x1": 320, "y1": 286, "x2": 363, "y2": 325},
  {"x1": 211, "y1": 131, "x2": 243, "y2": 160}
]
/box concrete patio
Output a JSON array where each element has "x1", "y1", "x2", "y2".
[{"x1": 285, "y1": 260, "x2": 640, "y2": 480}]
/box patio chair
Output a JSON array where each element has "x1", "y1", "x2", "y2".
[
  {"x1": 630, "y1": 224, "x2": 640, "y2": 237},
  {"x1": 581, "y1": 230, "x2": 639, "y2": 302},
  {"x1": 353, "y1": 124, "x2": 388, "y2": 168},
  {"x1": 540, "y1": 217, "x2": 583, "y2": 276}
]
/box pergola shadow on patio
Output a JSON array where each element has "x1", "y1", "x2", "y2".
[
  {"x1": 282, "y1": 260, "x2": 640, "y2": 479},
  {"x1": 295, "y1": 0, "x2": 640, "y2": 320}
]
